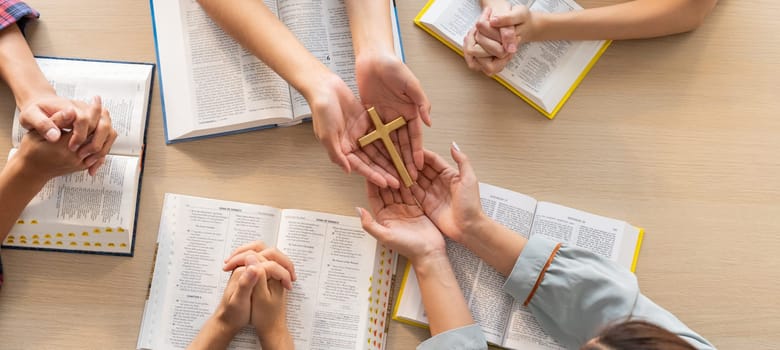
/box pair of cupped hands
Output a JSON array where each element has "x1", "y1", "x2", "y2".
[
  {"x1": 212, "y1": 143, "x2": 486, "y2": 338},
  {"x1": 15, "y1": 93, "x2": 117, "y2": 182},
  {"x1": 314, "y1": 5, "x2": 531, "y2": 187}
]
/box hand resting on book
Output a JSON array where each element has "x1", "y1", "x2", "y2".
[
  {"x1": 467, "y1": 0, "x2": 718, "y2": 76},
  {"x1": 465, "y1": 5, "x2": 522, "y2": 76},
  {"x1": 0, "y1": 130, "x2": 97, "y2": 244},
  {"x1": 189, "y1": 242, "x2": 295, "y2": 350}
]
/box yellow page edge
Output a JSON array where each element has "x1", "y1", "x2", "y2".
[
  {"x1": 391, "y1": 261, "x2": 431, "y2": 329},
  {"x1": 415, "y1": 4, "x2": 611, "y2": 120},
  {"x1": 630, "y1": 227, "x2": 645, "y2": 273}
]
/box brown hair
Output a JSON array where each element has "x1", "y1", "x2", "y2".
[{"x1": 580, "y1": 320, "x2": 695, "y2": 350}]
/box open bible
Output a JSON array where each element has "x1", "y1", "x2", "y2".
[
  {"x1": 151, "y1": 0, "x2": 404, "y2": 143},
  {"x1": 2, "y1": 57, "x2": 154, "y2": 256},
  {"x1": 137, "y1": 194, "x2": 396, "y2": 350},
  {"x1": 393, "y1": 183, "x2": 643, "y2": 349},
  {"x1": 415, "y1": 0, "x2": 610, "y2": 118}
]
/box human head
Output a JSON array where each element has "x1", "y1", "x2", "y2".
[{"x1": 581, "y1": 320, "x2": 695, "y2": 350}]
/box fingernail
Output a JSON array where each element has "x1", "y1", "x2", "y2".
[
  {"x1": 509, "y1": 44, "x2": 517, "y2": 53},
  {"x1": 355, "y1": 207, "x2": 362, "y2": 217},
  {"x1": 452, "y1": 141, "x2": 461, "y2": 152},
  {"x1": 79, "y1": 151, "x2": 93, "y2": 159},
  {"x1": 86, "y1": 158, "x2": 98, "y2": 167},
  {"x1": 45, "y1": 128, "x2": 60, "y2": 142}
]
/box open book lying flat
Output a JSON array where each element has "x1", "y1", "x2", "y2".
[
  {"x1": 393, "y1": 183, "x2": 644, "y2": 349},
  {"x1": 151, "y1": 0, "x2": 404, "y2": 143},
  {"x1": 416, "y1": 0, "x2": 610, "y2": 119},
  {"x1": 2, "y1": 57, "x2": 155, "y2": 256},
  {"x1": 138, "y1": 194, "x2": 397, "y2": 350}
]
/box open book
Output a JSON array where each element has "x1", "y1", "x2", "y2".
[
  {"x1": 393, "y1": 183, "x2": 644, "y2": 349},
  {"x1": 151, "y1": 0, "x2": 404, "y2": 143},
  {"x1": 137, "y1": 194, "x2": 397, "y2": 350},
  {"x1": 416, "y1": 0, "x2": 610, "y2": 119},
  {"x1": 2, "y1": 57, "x2": 155, "y2": 256}
]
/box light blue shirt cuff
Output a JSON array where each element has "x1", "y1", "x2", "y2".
[
  {"x1": 502, "y1": 235, "x2": 559, "y2": 302},
  {"x1": 416, "y1": 324, "x2": 488, "y2": 350}
]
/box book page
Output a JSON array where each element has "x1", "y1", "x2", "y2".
[
  {"x1": 394, "y1": 183, "x2": 537, "y2": 345},
  {"x1": 419, "y1": 0, "x2": 605, "y2": 113},
  {"x1": 12, "y1": 58, "x2": 153, "y2": 156},
  {"x1": 276, "y1": 209, "x2": 378, "y2": 350},
  {"x1": 516, "y1": 0, "x2": 605, "y2": 112},
  {"x1": 151, "y1": 194, "x2": 282, "y2": 350},
  {"x1": 154, "y1": 0, "x2": 293, "y2": 141},
  {"x1": 279, "y1": 0, "x2": 358, "y2": 119},
  {"x1": 532, "y1": 201, "x2": 639, "y2": 268},
  {"x1": 531, "y1": 202, "x2": 628, "y2": 263},
  {"x1": 7, "y1": 150, "x2": 140, "y2": 228},
  {"x1": 472, "y1": 183, "x2": 538, "y2": 345},
  {"x1": 419, "y1": 0, "x2": 532, "y2": 46},
  {"x1": 502, "y1": 303, "x2": 566, "y2": 349}
]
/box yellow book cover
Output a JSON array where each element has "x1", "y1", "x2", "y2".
[{"x1": 414, "y1": 0, "x2": 610, "y2": 119}]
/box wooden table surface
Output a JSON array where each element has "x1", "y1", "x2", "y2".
[{"x1": 0, "y1": 0, "x2": 777, "y2": 349}]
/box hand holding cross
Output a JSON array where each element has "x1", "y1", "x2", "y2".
[{"x1": 358, "y1": 107, "x2": 413, "y2": 187}]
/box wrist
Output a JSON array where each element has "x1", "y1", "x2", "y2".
[
  {"x1": 258, "y1": 325, "x2": 292, "y2": 350},
  {"x1": 460, "y1": 214, "x2": 499, "y2": 249},
  {"x1": 526, "y1": 11, "x2": 553, "y2": 42},
  {"x1": 5, "y1": 155, "x2": 50, "y2": 189},
  {"x1": 210, "y1": 315, "x2": 242, "y2": 340},
  {"x1": 189, "y1": 316, "x2": 239, "y2": 350},
  {"x1": 410, "y1": 249, "x2": 449, "y2": 273},
  {"x1": 299, "y1": 71, "x2": 342, "y2": 105},
  {"x1": 16, "y1": 90, "x2": 57, "y2": 114}
]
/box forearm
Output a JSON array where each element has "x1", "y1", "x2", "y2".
[
  {"x1": 188, "y1": 318, "x2": 236, "y2": 350},
  {"x1": 196, "y1": 0, "x2": 333, "y2": 98},
  {"x1": 0, "y1": 25, "x2": 55, "y2": 109},
  {"x1": 462, "y1": 216, "x2": 526, "y2": 277},
  {"x1": 0, "y1": 158, "x2": 48, "y2": 241},
  {"x1": 345, "y1": 0, "x2": 394, "y2": 56},
  {"x1": 413, "y1": 254, "x2": 474, "y2": 336},
  {"x1": 532, "y1": 0, "x2": 717, "y2": 41}
]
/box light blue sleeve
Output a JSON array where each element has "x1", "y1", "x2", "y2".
[
  {"x1": 416, "y1": 324, "x2": 488, "y2": 350},
  {"x1": 502, "y1": 236, "x2": 715, "y2": 350}
]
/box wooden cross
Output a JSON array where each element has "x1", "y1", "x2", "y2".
[{"x1": 358, "y1": 107, "x2": 413, "y2": 187}]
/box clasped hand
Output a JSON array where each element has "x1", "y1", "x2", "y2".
[
  {"x1": 464, "y1": 3, "x2": 535, "y2": 76},
  {"x1": 18, "y1": 95, "x2": 117, "y2": 176},
  {"x1": 207, "y1": 242, "x2": 296, "y2": 342}
]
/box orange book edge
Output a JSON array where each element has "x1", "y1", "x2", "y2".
[{"x1": 414, "y1": 0, "x2": 611, "y2": 119}]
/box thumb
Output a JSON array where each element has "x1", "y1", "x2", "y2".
[
  {"x1": 357, "y1": 207, "x2": 391, "y2": 243},
  {"x1": 234, "y1": 259, "x2": 259, "y2": 302},
  {"x1": 323, "y1": 135, "x2": 352, "y2": 174},
  {"x1": 450, "y1": 142, "x2": 476, "y2": 181},
  {"x1": 499, "y1": 25, "x2": 517, "y2": 53},
  {"x1": 491, "y1": 5, "x2": 529, "y2": 28},
  {"x1": 23, "y1": 108, "x2": 61, "y2": 143},
  {"x1": 50, "y1": 108, "x2": 77, "y2": 129}
]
